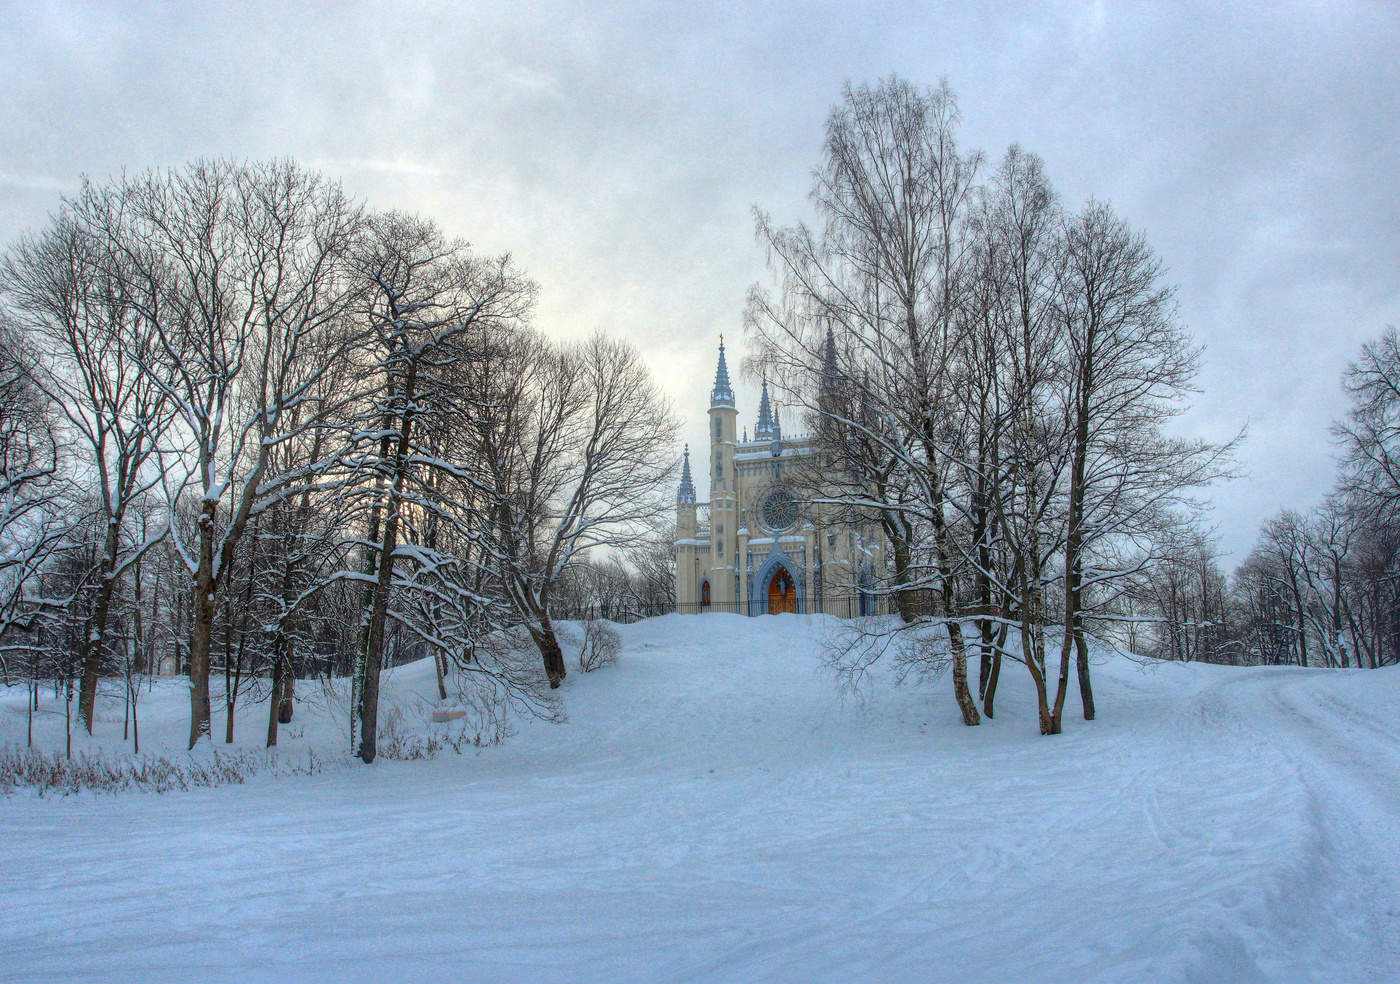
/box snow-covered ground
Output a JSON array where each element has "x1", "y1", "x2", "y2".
[{"x1": 2, "y1": 614, "x2": 1397, "y2": 983}]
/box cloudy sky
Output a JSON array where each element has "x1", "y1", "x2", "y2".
[{"x1": 2, "y1": 0, "x2": 1396, "y2": 563}]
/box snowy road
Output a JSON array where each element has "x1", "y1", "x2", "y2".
[{"x1": 2, "y1": 615, "x2": 1396, "y2": 983}]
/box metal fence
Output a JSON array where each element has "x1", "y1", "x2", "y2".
[{"x1": 554, "y1": 595, "x2": 893, "y2": 624}]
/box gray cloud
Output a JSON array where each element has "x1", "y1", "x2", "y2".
[{"x1": 2, "y1": 0, "x2": 1395, "y2": 563}]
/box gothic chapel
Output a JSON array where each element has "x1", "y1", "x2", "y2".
[{"x1": 674, "y1": 338, "x2": 885, "y2": 616}]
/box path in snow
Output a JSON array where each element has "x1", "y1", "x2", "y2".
[{"x1": 1, "y1": 614, "x2": 1396, "y2": 983}]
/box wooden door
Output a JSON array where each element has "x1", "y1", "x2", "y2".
[{"x1": 767, "y1": 569, "x2": 796, "y2": 614}]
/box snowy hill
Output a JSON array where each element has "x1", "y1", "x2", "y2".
[{"x1": 2, "y1": 614, "x2": 1398, "y2": 983}]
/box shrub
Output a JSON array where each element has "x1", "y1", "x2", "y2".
[
  {"x1": 0, "y1": 745, "x2": 326, "y2": 796},
  {"x1": 374, "y1": 702, "x2": 513, "y2": 761},
  {"x1": 577, "y1": 619, "x2": 621, "y2": 672}
]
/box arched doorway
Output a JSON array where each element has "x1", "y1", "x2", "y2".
[
  {"x1": 700, "y1": 580, "x2": 711, "y2": 610},
  {"x1": 767, "y1": 568, "x2": 796, "y2": 614}
]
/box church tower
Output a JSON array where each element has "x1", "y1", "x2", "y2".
[
  {"x1": 707, "y1": 337, "x2": 739, "y2": 607},
  {"x1": 674, "y1": 444, "x2": 698, "y2": 607}
]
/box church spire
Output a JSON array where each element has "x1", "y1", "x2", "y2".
[
  {"x1": 755, "y1": 376, "x2": 776, "y2": 440},
  {"x1": 819, "y1": 326, "x2": 839, "y2": 401},
  {"x1": 677, "y1": 444, "x2": 696, "y2": 504},
  {"x1": 710, "y1": 335, "x2": 734, "y2": 408}
]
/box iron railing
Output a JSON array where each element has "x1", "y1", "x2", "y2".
[{"x1": 553, "y1": 595, "x2": 892, "y2": 624}]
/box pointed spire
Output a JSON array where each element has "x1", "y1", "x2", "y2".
[
  {"x1": 710, "y1": 334, "x2": 734, "y2": 408},
  {"x1": 755, "y1": 376, "x2": 775, "y2": 440},
  {"x1": 819, "y1": 326, "x2": 839, "y2": 401},
  {"x1": 677, "y1": 444, "x2": 696, "y2": 504}
]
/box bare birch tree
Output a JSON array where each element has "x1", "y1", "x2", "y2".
[
  {"x1": 749, "y1": 75, "x2": 985, "y2": 724},
  {"x1": 1045, "y1": 201, "x2": 1233, "y2": 731}
]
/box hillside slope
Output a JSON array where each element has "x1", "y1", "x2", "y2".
[{"x1": 2, "y1": 614, "x2": 1397, "y2": 983}]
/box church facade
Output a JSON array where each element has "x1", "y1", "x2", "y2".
[{"x1": 674, "y1": 339, "x2": 885, "y2": 616}]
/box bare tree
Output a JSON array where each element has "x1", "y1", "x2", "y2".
[
  {"x1": 0, "y1": 316, "x2": 74, "y2": 676},
  {"x1": 749, "y1": 78, "x2": 1237, "y2": 733},
  {"x1": 627, "y1": 520, "x2": 678, "y2": 611},
  {"x1": 1126, "y1": 525, "x2": 1233, "y2": 663},
  {"x1": 343, "y1": 211, "x2": 536, "y2": 763},
  {"x1": 1336, "y1": 326, "x2": 1400, "y2": 521},
  {"x1": 1046, "y1": 201, "x2": 1234, "y2": 731},
  {"x1": 472, "y1": 330, "x2": 677, "y2": 687},
  {"x1": 749, "y1": 75, "x2": 986, "y2": 725},
  {"x1": 118, "y1": 160, "x2": 364, "y2": 748},
  {"x1": 2, "y1": 189, "x2": 177, "y2": 733},
  {"x1": 975, "y1": 144, "x2": 1068, "y2": 730},
  {"x1": 1300, "y1": 497, "x2": 1359, "y2": 668}
]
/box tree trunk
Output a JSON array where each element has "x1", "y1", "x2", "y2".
[
  {"x1": 1017, "y1": 551, "x2": 1053, "y2": 734},
  {"x1": 434, "y1": 650, "x2": 448, "y2": 701},
  {"x1": 266, "y1": 630, "x2": 296, "y2": 747},
  {"x1": 78, "y1": 526, "x2": 122, "y2": 733},
  {"x1": 132, "y1": 551, "x2": 145, "y2": 676},
  {"x1": 530, "y1": 618, "x2": 568, "y2": 688},
  {"x1": 983, "y1": 622, "x2": 1007, "y2": 718},
  {"x1": 224, "y1": 545, "x2": 254, "y2": 744},
  {"x1": 932, "y1": 490, "x2": 978, "y2": 727},
  {"x1": 1024, "y1": 621, "x2": 1052, "y2": 734},
  {"x1": 948, "y1": 620, "x2": 980, "y2": 726},
  {"x1": 890, "y1": 536, "x2": 917, "y2": 623},
  {"x1": 187, "y1": 552, "x2": 216, "y2": 748},
  {"x1": 266, "y1": 650, "x2": 283, "y2": 748},
  {"x1": 352, "y1": 419, "x2": 396, "y2": 759},
  {"x1": 1287, "y1": 568, "x2": 1309, "y2": 667},
  {"x1": 357, "y1": 486, "x2": 402, "y2": 762},
  {"x1": 357, "y1": 369, "x2": 418, "y2": 764},
  {"x1": 1075, "y1": 626, "x2": 1095, "y2": 719},
  {"x1": 974, "y1": 568, "x2": 992, "y2": 699},
  {"x1": 224, "y1": 589, "x2": 236, "y2": 744},
  {"x1": 279, "y1": 666, "x2": 295, "y2": 724},
  {"x1": 1054, "y1": 325, "x2": 1098, "y2": 732},
  {"x1": 1050, "y1": 631, "x2": 1072, "y2": 735},
  {"x1": 357, "y1": 537, "x2": 396, "y2": 763}
]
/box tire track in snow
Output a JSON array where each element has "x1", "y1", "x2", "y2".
[{"x1": 1175, "y1": 668, "x2": 1400, "y2": 983}]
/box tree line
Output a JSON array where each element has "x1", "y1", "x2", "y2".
[
  {"x1": 0, "y1": 160, "x2": 677, "y2": 762},
  {"x1": 1127, "y1": 327, "x2": 1400, "y2": 670}
]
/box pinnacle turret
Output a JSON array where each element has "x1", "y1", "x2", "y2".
[
  {"x1": 755, "y1": 376, "x2": 776, "y2": 440},
  {"x1": 677, "y1": 444, "x2": 696, "y2": 503}
]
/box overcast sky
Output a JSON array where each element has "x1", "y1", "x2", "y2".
[{"x1": 2, "y1": 0, "x2": 1396, "y2": 563}]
